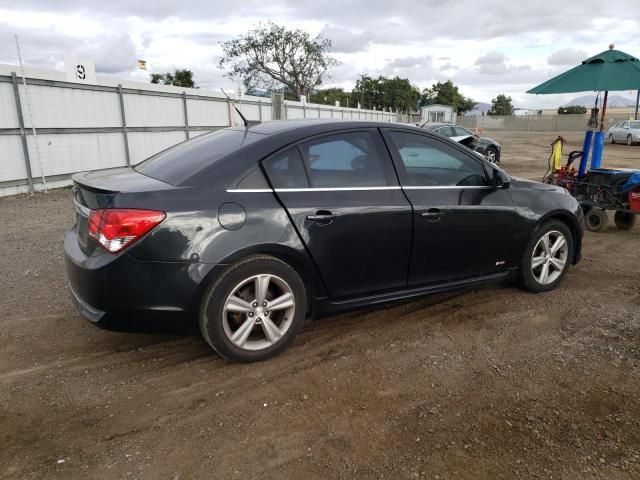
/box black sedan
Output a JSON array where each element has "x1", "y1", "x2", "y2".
[
  {"x1": 66, "y1": 120, "x2": 583, "y2": 362},
  {"x1": 420, "y1": 122, "x2": 502, "y2": 163}
]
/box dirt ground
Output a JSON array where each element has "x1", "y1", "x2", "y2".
[{"x1": 1, "y1": 132, "x2": 639, "y2": 480}]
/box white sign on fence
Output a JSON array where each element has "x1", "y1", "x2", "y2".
[{"x1": 64, "y1": 57, "x2": 96, "y2": 84}]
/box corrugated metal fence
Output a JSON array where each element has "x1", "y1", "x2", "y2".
[{"x1": 0, "y1": 66, "x2": 398, "y2": 196}]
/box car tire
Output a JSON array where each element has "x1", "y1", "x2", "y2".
[
  {"x1": 627, "y1": 135, "x2": 633, "y2": 146},
  {"x1": 484, "y1": 146, "x2": 499, "y2": 163},
  {"x1": 519, "y1": 220, "x2": 573, "y2": 293},
  {"x1": 609, "y1": 134, "x2": 615, "y2": 144},
  {"x1": 584, "y1": 208, "x2": 609, "y2": 232},
  {"x1": 614, "y1": 210, "x2": 636, "y2": 230},
  {"x1": 199, "y1": 255, "x2": 307, "y2": 363}
]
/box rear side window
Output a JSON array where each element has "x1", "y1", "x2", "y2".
[
  {"x1": 299, "y1": 131, "x2": 395, "y2": 188},
  {"x1": 135, "y1": 129, "x2": 262, "y2": 185},
  {"x1": 264, "y1": 148, "x2": 309, "y2": 188},
  {"x1": 387, "y1": 131, "x2": 488, "y2": 187},
  {"x1": 436, "y1": 126, "x2": 455, "y2": 137}
]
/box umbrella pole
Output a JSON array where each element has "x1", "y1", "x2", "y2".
[
  {"x1": 599, "y1": 91, "x2": 608, "y2": 131},
  {"x1": 591, "y1": 90, "x2": 608, "y2": 169}
]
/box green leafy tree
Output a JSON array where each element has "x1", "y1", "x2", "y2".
[
  {"x1": 557, "y1": 105, "x2": 587, "y2": 114},
  {"x1": 488, "y1": 94, "x2": 514, "y2": 116},
  {"x1": 309, "y1": 87, "x2": 352, "y2": 107},
  {"x1": 219, "y1": 22, "x2": 338, "y2": 101},
  {"x1": 420, "y1": 80, "x2": 476, "y2": 114},
  {"x1": 150, "y1": 69, "x2": 197, "y2": 88},
  {"x1": 352, "y1": 75, "x2": 420, "y2": 112}
]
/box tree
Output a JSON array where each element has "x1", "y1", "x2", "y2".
[
  {"x1": 218, "y1": 22, "x2": 338, "y2": 101},
  {"x1": 352, "y1": 75, "x2": 420, "y2": 112},
  {"x1": 488, "y1": 94, "x2": 514, "y2": 116},
  {"x1": 419, "y1": 80, "x2": 475, "y2": 114},
  {"x1": 309, "y1": 87, "x2": 352, "y2": 107},
  {"x1": 557, "y1": 105, "x2": 587, "y2": 114},
  {"x1": 150, "y1": 69, "x2": 196, "y2": 88}
]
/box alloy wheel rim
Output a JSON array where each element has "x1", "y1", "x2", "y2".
[
  {"x1": 628, "y1": 136, "x2": 632, "y2": 146},
  {"x1": 531, "y1": 230, "x2": 569, "y2": 285},
  {"x1": 486, "y1": 150, "x2": 496, "y2": 162},
  {"x1": 222, "y1": 274, "x2": 295, "y2": 351}
]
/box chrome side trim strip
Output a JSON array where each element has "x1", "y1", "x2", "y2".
[
  {"x1": 225, "y1": 188, "x2": 273, "y2": 193},
  {"x1": 403, "y1": 186, "x2": 492, "y2": 190},
  {"x1": 276, "y1": 186, "x2": 401, "y2": 192},
  {"x1": 226, "y1": 185, "x2": 491, "y2": 193}
]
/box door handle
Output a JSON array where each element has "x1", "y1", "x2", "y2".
[
  {"x1": 421, "y1": 208, "x2": 443, "y2": 222},
  {"x1": 306, "y1": 211, "x2": 336, "y2": 223}
]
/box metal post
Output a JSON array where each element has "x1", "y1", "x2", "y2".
[
  {"x1": 182, "y1": 91, "x2": 190, "y2": 140},
  {"x1": 303, "y1": 104, "x2": 306, "y2": 119},
  {"x1": 635, "y1": 90, "x2": 639, "y2": 120},
  {"x1": 11, "y1": 72, "x2": 34, "y2": 194},
  {"x1": 118, "y1": 85, "x2": 131, "y2": 166},
  {"x1": 258, "y1": 100, "x2": 263, "y2": 122}
]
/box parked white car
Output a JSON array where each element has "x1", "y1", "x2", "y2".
[{"x1": 608, "y1": 120, "x2": 640, "y2": 145}]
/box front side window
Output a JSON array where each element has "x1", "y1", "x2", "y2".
[
  {"x1": 622, "y1": 121, "x2": 630, "y2": 128},
  {"x1": 299, "y1": 131, "x2": 395, "y2": 188},
  {"x1": 387, "y1": 131, "x2": 488, "y2": 187},
  {"x1": 631, "y1": 121, "x2": 640, "y2": 129},
  {"x1": 454, "y1": 126, "x2": 473, "y2": 137},
  {"x1": 435, "y1": 126, "x2": 455, "y2": 137}
]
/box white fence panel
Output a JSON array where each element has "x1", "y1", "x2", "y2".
[
  {"x1": 187, "y1": 98, "x2": 229, "y2": 127},
  {"x1": 27, "y1": 133, "x2": 127, "y2": 178},
  {"x1": 0, "y1": 136, "x2": 27, "y2": 182},
  {"x1": 0, "y1": 83, "x2": 19, "y2": 129},
  {"x1": 20, "y1": 85, "x2": 121, "y2": 129},
  {"x1": 124, "y1": 94, "x2": 184, "y2": 128},
  {"x1": 237, "y1": 102, "x2": 261, "y2": 121},
  {"x1": 128, "y1": 131, "x2": 186, "y2": 165}
]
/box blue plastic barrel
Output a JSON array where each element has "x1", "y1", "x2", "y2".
[
  {"x1": 591, "y1": 131, "x2": 605, "y2": 169},
  {"x1": 578, "y1": 130, "x2": 593, "y2": 176}
]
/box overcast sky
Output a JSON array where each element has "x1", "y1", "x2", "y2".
[{"x1": 0, "y1": 0, "x2": 638, "y2": 108}]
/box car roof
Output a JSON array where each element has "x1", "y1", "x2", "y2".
[
  {"x1": 230, "y1": 119, "x2": 416, "y2": 136},
  {"x1": 422, "y1": 122, "x2": 455, "y2": 130}
]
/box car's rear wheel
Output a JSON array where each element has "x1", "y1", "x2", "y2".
[
  {"x1": 585, "y1": 208, "x2": 609, "y2": 232},
  {"x1": 519, "y1": 220, "x2": 573, "y2": 293},
  {"x1": 609, "y1": 134, "x2": 615, "y2": 144},
  {"x1": 627, "y1": 135, "x2": 633, "y2": 146},
  {"x1": 199, "y1": 255, "x2": 306, "y2": 362},
  {"x1": 614, "y1": 211, "x2": 636, "y2": 230},
  {"x1": 484, "y1": 146, "x2": 499, "y2": 163}
]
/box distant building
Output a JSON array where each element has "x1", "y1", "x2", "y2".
[
  {"x1": 514, "y1": 108, "x2": 541, "y2": 116},
  {"x1": 420, "y1": 104, "x2": 455, "y2": 123}
]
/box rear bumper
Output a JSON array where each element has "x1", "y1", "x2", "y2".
[
  {"x1": 64, "y1": 226, "x2": 216, "y2": 319},
  {"x1": 69, "y1": 283, "x2": 105, "y2": 323}
]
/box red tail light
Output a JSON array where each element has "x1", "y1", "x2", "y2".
[{"x1": 88, "y1": 209, "x2": 166, "y2": 253}]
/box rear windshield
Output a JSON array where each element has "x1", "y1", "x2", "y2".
[{"x1": 135, "y1": 129, "x2": 263, "y2": 185}]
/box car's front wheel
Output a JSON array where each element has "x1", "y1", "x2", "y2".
[
  {"x1": 627, "y1": 135, "x2": 633, "y2": 146},
  {"x1": 199, "y1": 255, "x2": 307, "y2": 362},
  {"x1": 609, "y1": 134, "x2": 615, "y2": 144},
  {"x1": 519, "y1": 220, "x2": 573, "y2": 293},
  {"x1": 484, "y1": 146, "x2": 499, "y2": 163}
]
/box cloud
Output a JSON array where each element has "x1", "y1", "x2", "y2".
[{"x1": 547, "y1": 48, "x2": 587, "y2": 66}]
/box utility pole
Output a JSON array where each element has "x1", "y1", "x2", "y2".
[{"x1": 635, "y1": 90, "x2": 639, "y2": 120}]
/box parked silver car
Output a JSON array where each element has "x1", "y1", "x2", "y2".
[{"x1": 608, "y1": 120, "x2": 640, "y2": 145}]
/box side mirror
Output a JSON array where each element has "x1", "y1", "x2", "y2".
[{"x1": 493, "y1": 168, "x2": 511, "y2": 189}]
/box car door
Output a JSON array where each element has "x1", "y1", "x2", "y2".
[
  {"x1": 618, "y1": 121, "x2": 630, "y2": 141},
  {"x1": 262, "y1": 129, "x2": 413, "y2": 300},
  {"x1": 381, "y1": 128, "x2": 519, "y2": 287}
]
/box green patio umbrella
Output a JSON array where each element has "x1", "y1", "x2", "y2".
[
  {"x1": 527, "y1": 47, "x2": 640, "y2": 94},
  {"x1": 527, "y1": 45, "x2": 640, "y2": 173}
]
